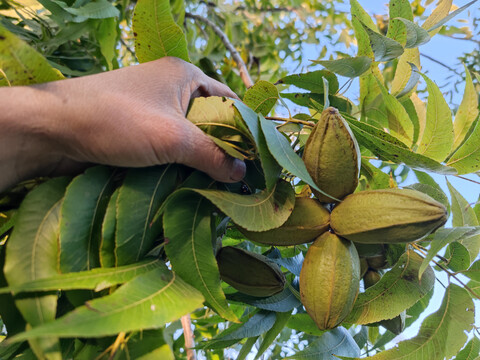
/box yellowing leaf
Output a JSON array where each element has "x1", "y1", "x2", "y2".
[
  {"x1": 354, "y1": 284, "x2": 474, "y2": 360},
  {"x1": 345, "y1": 251, "x2": 434, "y2": 325},
  {"x1": 422, "y1": 0, "x2": 452, "y2": 35},
  {"x1": 243, "y1": 80, "x2": 279, "y2": 116},
  {"x1": 453, "y1": 66, "x2": 479, "y2": 150},
  {"x1": 416, "y1": 74, "x2": 454, "y2": 161},
  {"x1": 410, "y1": 93, "x2": 427, "y2": 148},
  {"x1": 391, "y1": 49, "x2": 420, "y2": 96},
  {"x1": 0, "y1": 24, "x2": 63, "y2": 86},
  {"x1": 133, "y1": 0, "x2": 189, "y2": 63}
]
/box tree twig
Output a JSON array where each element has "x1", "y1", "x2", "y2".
[
  {"x1": 412, "y1": 243, "x2": 480, "y2": 300},
  {"x1": 454, "y1": 175, "x2": 480, "y2": 186},
  {"x1": 181, "y1": 314, "x2": 196, "y2": 360},
  {"x1": 185, "y1": 13, "x2": 254, "y2": 88},
  {"x1": 420, "y1": 53, "x2": 461, "y2": 76}
]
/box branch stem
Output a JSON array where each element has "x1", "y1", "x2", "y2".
[
  {"x1": 185, "y1": 13, "x2": 253, "y2": 88},
  {"x1": 412, "y1": 243, "x2": 480, "y2": 300},
  {"x1": 181, "y1": 314, "x2": 196, "y2": 360}
]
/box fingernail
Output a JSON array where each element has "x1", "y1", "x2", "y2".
[{"x1": 230, "y1": 159, "x2": 246, "y2": 182}]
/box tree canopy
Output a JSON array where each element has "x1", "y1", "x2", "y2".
[{"x1": 0, "y1": 0, "x2": 479, "y2": 359}]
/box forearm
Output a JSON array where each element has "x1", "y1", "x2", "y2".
[{"x1": 0, "y1": 85, "x2": 63, "y2": 192}]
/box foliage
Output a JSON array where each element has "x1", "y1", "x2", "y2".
[{"x1": 1, "y1": 0, "x2": 480, "y2": 359}]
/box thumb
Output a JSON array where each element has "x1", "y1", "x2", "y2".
[{"x1": 178, "y1": 124, "x2": 246, "y2": 183}]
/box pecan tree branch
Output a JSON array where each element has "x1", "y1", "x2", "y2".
[
  {"x1": 185, "y1": 12, "x2": 254, "y2": 88},
  {"x1": 181, "y1": 314, "x2": 196, "y2": 360}
]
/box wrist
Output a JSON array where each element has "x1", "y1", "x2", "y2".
[{"x1": 0, "y1": 84, "x2": 64, "y2": 191}]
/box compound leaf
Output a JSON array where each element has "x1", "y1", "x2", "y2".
[
  {"x1": 312, "y1": 56, "x2": 372, "y2": 78},
  {"x1": 346, "y1": 251, "x2": 435, "y2": 324},
  {"x1": 59, "y1": 166, "x2": 116, "y2": 272},
  {"x1": 116, "y1": 165, "x2": 177, "y2": 266},
  {"x1": 10, "y1": 267, "x2": 204, "y2": 340},
  {"x1": 194, "y1": 180, "x2": 295, "y2": 232},
  {"x1": 350, "y1": 284, "x2": 474, "y2": 360},
  {"x1": 243, "y1": 80, "x2": 279, "y2": 116},
  {"x1": 0, "y1": 24, "x2": 64, "y2": 85},
  {"x1": 133, "y1": 0, "x2": 189, "y2": 63},
  {"x1": 163, "y1": 191, "x2": 237, "y2": 321}
]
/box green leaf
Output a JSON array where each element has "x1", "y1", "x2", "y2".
[
  {"x1": 404, "y1": 183, "x2": 449, "y2": 212},
  {"x1": 418, "y1": 227, "x2": 480, "y2": 278},
  {"x1": 233, "y1": 100, "x2": 281, "y2": 191},
  {"x1": 4, "y1": 177, "x2": 70, "y2": 323},
  {"x1": 352, "y1": 284, "x2": 474, "y2": 360},
  {"x1": 100, "y1": 188, "x2": 118, "y2": 268},
  {"x1": 455, "y1": 336, "x2": 480, "y2": 360},
  {"x1": 278, "y1": 70, "x2": 339, "y2": 94},
  {"x1": 188, "y1": 97, "x2": 250, "y2": 139},
  {"x1": 395, "y1": 62, "x2": 421, "y2": 99},
  {"x1": 391, "y1": 49, "x2": 420, "y2": 97},
  {"x1": 0, "y1": 258, "x2": 162, "y2": 294},
  {"x1": 116, "y1": 329, "x2": 174, "y2": 360},
  {"x1": 215, "y1": 311, "x2": 276, "y2": 341},
  {"x1": 281, "y1": 92, "x2": 353, "y2": 113},
  {"x1": 350, "y1": 0, "x2": 376, "y2": 58},
  {"x1": 344, "y1": 116, "x2": 456, "y2": 174},
  {"x1": 312, "y1": 56, "x2": 372, "y2": 78},
  {"x1": 194, "y1": 180, "x2": 295, "y2": 232},
  {"x1": 447, "y1": 117, "x2": 480, "y2": 174},
  {"x1": 238, "y1": 337, "x2": 259, "y2": 360},
  {"x1": 10, "y1": 267, "x2": 204, "y2": 340},
  {"x1": 163, "y1": 191, "x2": 237, "y2": 321},
  {"x1": 268, "y1": 250, "x2": 304, "y2": 277},
  {"x1": 358, "y1": 19, "x2": 404, "y2": 62},
  {"x1": 59, "y1": 166, "x2": 116, "y2": 272},
  {"x1": 386, "y1": 0, "x2": 414, "y2": 44},
  {"x1": 374, "y1": 78, "x2": 414, "y2": 145},
  {"x1": 227, "y1": 282, "x2": 301, "y2": 312},
  {"x1": 96, "y1": 17, "x2": 117, "y2": 70},
  {"x1": 390, "y1": 18, "x2": 430, "y2": 48},
  {"x1": 285, "y1": 327, "x2": 360, "y2": 359},
  {"x1": 416, "y1": 74, "x2": 454, "y2": 161},
  {"x1": 0, "y1": 246, "x2": 26, "y2": 336},
  {"x1": 426, "y1": 0, "x2": 479, "y2": 32},
  {"x1": 461, "y1": 260, "x2": 480, "y2": 281},
  {"x1": 259, "y1": 115, "x2": 336, "y2": 198},
  {"x1": 255, "y1": 312, "x2": 291, "y2": 359},
  {"x1": 116, "y1": 165, "x2": 177, "y2": 266},
  {"x1": 360, "y1": 160, "x2": 391, "y2": 190},
  {"x1": 447, "y1": 180, "x2": 480, "y2": 261},
  {"x1": 445, "y1": 242, "x2": 471, "y2": 271},
  {"x1": 0, "y1": 24, "x2": 64, "y2": 86},
  {"x1": 62, "y1": 0, "x2": 120, "y2": 20},
  {"x1": 243, "y1": 80, "x2": 279, "y2": 116},
  {"x1": 453, "y1": 67, "x2": 479, "y2": 151},
  {"x1": 286, "y1": 313, "x2": 325, "y2": 336},
  {"x1": 132, "y1": 0, "x2": 189, "y2": 63},
  {"x1": 4, "y1": 178, "x2": 70, "y2": 359},
  {"x1": 345, "y1": 250, "x2": 435, "y2": 324}
]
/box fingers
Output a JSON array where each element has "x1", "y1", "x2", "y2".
[
  {"x1": 177, "y1": 123, "x2": 246, "y2": 183},
  {"x1": 192, "y1": 70, "x2": 240, "y2": 100}
]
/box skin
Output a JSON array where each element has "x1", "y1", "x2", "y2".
[{"x1": 0, "y1": 57, "x2": 246, "y2": 192}]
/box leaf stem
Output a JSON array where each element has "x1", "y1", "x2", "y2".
[
  {"x1": 264, "y1": 116, "x2": 314, "y2": 127},
  {"x1": 411, "y1": 243, "x2": 480, "y2": 300},
  {"x1": 185, "y1": 13, "x2": 254, "y2": 88}
]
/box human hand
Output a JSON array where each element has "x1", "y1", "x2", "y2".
[{"x1": 0, "y1": 57, "x2": 246, "y2": 191}]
